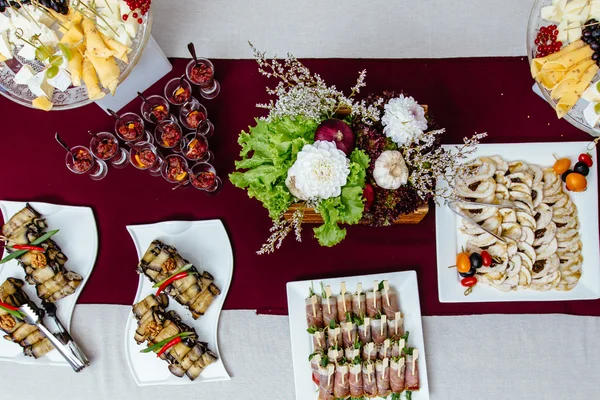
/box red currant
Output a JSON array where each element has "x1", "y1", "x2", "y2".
[
  {"x1": 137, "y1": 18, "x2": 143, "y2": 24},
  {"x1": 133, "y1": 12, "x2": 138, "y2": 18},
  {"x1": 122, "y1": 14, "x2": 128, "y2": 20}
]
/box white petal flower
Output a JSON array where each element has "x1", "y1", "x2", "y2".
[
  {"x1": 286, "y1": 141, "x2": 350, "y2": 200},
  {"x1": 381, "y1": 95, "x2": 428, "y2": 146}
]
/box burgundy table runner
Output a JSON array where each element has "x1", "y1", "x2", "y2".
[{"x1": 1, "y1": 57, "x2": 598, "y2": 316}]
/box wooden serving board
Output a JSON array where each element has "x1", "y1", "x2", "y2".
[{"x1": 284, "y1": 203, "x2": 429, "y2": 224}]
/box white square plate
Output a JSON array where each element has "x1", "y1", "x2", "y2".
[
  {"x1": 435, "y1": 142, "x2": 600, "y2": 302},
  {"x1": 125, "y1": 219, "x2": 233, "y2": 386},
  {"x1": 287, "y1": 271, "x2": 429, "y2": 400},
  {"x1": 0, "y1": 200, "x2": 98, "y2": 366}
]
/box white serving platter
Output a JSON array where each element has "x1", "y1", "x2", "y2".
[
  {"x1": 125, "y1": 219, "x2": 233, "y2": 386},
  {"x1": 0, "y1": 200, "x2": 98, "y2": 366},
  {"x1": 435, "y1": 141, "x2": 600, "y2": 302},
  {"x1": 287, "y1": 271, "x2": 429, "y2": 400}
]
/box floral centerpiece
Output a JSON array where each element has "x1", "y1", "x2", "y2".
[{"x1": 230, "y1": 44, "x2": 485, "y2": 253}]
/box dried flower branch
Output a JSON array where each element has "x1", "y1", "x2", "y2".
[{"x1": 256, "y1": 208, "x2": 305, "y2": 255}]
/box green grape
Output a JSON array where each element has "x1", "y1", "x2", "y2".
[
  {"x1": 46, "y1": 66, "x2": 59, "y2": 79},
  {"x1": 58, "y1": 44, "x2": 73, "y2": 61},
  {"x1": 35, "y1": 47, "x2": 50, "y2": 61},
  {"x1": 49, "y1": 55, "x2": 63, "y2": 67}
]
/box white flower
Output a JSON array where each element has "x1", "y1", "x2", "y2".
[
  {"x1": 381, "y1": 95, "x2": 428, "y2": 146},
  {"x1": 286, "y1": 141, "x2": 350, "y2": 200}
]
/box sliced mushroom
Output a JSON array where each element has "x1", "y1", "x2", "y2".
[
  {"x1": 517, "y1": 211, "x2": 537, "y2": 229},
  {"x1": 501, "y1": 222, "x2": 522, "y2": 240},
  {"x1": 489, "y1": 155, "x2": 509, "y2": 175},
  {"x1": 520, "y1": 226, "x2": 535, "y2": 245},
  {"x1": 535, "y1": 237, "x2": 558, "y2": 260},
  {"x1": 507, "y1": 172, "x2": 533, "y2": 188},
  {"x1": 529, "y1": 164, "x2": 544, "y2": 185},
  {"x1": 508, "y1": 161, "x2": 529, "y2": 174},
  {"x1": 533, "y1": 222, "x2": 556, "y2": 246},
  {"x1": 534, "y1": 204, "x2": 553, "y2": 230}
]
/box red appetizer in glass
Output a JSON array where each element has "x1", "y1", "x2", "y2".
[
  {"x1": 189, "y1": 162, "x2": 221, "y2": 194},
  {"x1": 179, "y1": 98, "x2": 213, "y2": 136},
  {"x1": 162, "y1": 154, "x2": 190, "y2": 185},
  {"x1": 181, "y1": 133, "x2": 212, "y2": 162},
  {"x1": 154, "y1": 119, "x2": 183, "y2": 150},
  {"x1": 65, "y1": 146, "x2": 108, "y2": 180},
  {"x1": 140, "y1": 95, "x2": 171, "y2": 124},
  {"x1": 90, "y1": 132, "x2": 129, "y2": 169},
  {"x1": 164, "y1": 77, "x2": 192, "y2": 106},
  {"x1": 115, "y1": 112, "x2": 147, "y2": 143},
  {"x1": 185, "y1": 58, "x2": 221, "y2": 100},
  {"x1": 129, "y1": 142, "x2": 163, "y2": 176}
]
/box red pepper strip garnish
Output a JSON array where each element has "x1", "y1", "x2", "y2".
[
  {"x1": 155, "y1": 272, "x2": 189, "y2": 296},
  {"x1": 156, "y1": 336, "x2": 182, "y2": 358},
  {"x1": 11, "y1": 245, "x2": 45, "y2": 252},
  {"x1": 0, "y1": 301, "x2": 19, "y2": 311}
]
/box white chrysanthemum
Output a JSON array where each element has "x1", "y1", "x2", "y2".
[
  {"x1": 381, "y1": 95, "x2": 427, "y2": 146},
  {"x1": 286, "y1": 141, "x2": 350, "y2": 200}
]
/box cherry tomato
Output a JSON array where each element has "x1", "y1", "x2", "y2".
[
  {"x1": 461, "y1": 276, "x2": 478, "y2": 287},
  {"x1": 579, "y1": 153, "x2": 593, "y2": 167},
  {"x1": 480, "y1": 251, "x2": 492, "y2": 267},
  {"x1": 456, "y1": 253, "x2": 471, "y2": 273},
  {"x1": 566, "y1": 172, "x2": 587, "y2": 192},
  {"x1": 553, "y1": 158, "x2": 571, "y2": 175}
]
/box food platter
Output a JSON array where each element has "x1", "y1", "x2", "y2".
[
  {"x1": 435, "y1": 142, "x2": 600, "y2": 302},
  {"x1": 287, "y1": 271, "x2": 429, "y2": 400},
  {"x1": 125, "y1": 219, "x2": 233, "y2": 386},
  {"x1": 0, "y1": 200, "x2": 98, "y2": 365},
  {"x1": 528, "y1": 0, "x2": 600, "y2": 136},
  {"x1": 0, "y1": 2, "x2": 153, "y2": 110}
]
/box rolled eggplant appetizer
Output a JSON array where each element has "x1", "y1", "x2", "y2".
[
  {"x1": 336, "y1": 282, "x2": 352, "y2": 322},
  {"x1": 371, "y1": 315, "x2": 388, "y2": 345},
  {"x1": 381, "y1": 280, "x2": 400, "y2": 320},
  {"x1": 376, "y1": 357, "x2": 392, "y2": 397},
  {"x1": 352, "y1": 283, "x2": 367, "y2": 318},
  {"x1": 327, "y1": 325, "x2": 342, "y2": 348},
  {"x1": 390, "y1": 356, "x2": 406, "y2": 394},
  {"x1": 378, "y1": 338, "x2": 392, "y2": 360},
  {"x1": 341, "y1": 321, "x2": 357, "y2": 347},
  {"x1": 388, "y1": 312, "x2": 404, "y2": 340},
  {"x1": 306, "y1": 292, "x2": 324, "y2": 329},
  {"x1": 362, "y1": 341, "x2": 377, "y2": 361},
  {"x1": 0, "y1": 278, "x2": 54, "y2": 358},
  {"x1": 349, "y1": 363, "x2": 364, "y2": 397},
  {"x1": 318, "y1": 364, "x2": 335, "y2": 400},
  {"x1": 362, "y1": 360, "x2": 378, "y2": 398},
  {"x1": 358, "y1": 317, "x2": 372, "y2": 343},
  {"x1": 405, "y1": 350, "x2": 420, "y2": 391},
  {"x1": 333, "y1": 364, "x2": 350, "y2": 398}
]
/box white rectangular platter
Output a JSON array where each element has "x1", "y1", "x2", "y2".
[
  {"x1": 287, "y1": 270, "x2": 429, "y2": 400},
  {"x1": 0, "y1": 200, "x2": 98, "y2": 366},
  {"x1": 125, "y1": 219, "x2": 233, "y2": 386},
  {"x1": 435, "y1": 141, "x2": 600, "y2": 302}
]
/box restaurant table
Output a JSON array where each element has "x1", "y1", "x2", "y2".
[{"x1": 2, "y1": 0, "x2": 600, "y2": 399}]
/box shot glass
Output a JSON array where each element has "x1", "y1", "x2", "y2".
[
  {"x1": 179, "y1": 98, "x2": 214, "y2": 137},
  {"x1": 140, "y1": 95, "x2": 170, "y2": 124},
  {"x1": 189, "y1": 162, "x2": 222, "y2": 194},
  {"x1": 162, "y1": 154, "x2": 190, "y2": 186},
  {"x1": 164, "y1": 76, "x2": 193, "y2": 106},
  {"x1": 114, "y1": 112, "x2": 148, "y2": 143},
  {"x1": 180, "y1": 132, "x2": 212, "y2": 163},
  {"x1": 65, "y1": 146, "x2": 108, "y2": 181},
  {"x1": 129, "y1": 141, "x2": 163, "y2": 177},
  {"x1": 90, "y1": 132, "x2": 129, "y2": 169},
  {"x1": 185, "y1": 58, "x2": 220, "y2": 100},
  {"x1": 154, "y1": 118, "x2": 183, "y2": 151}
]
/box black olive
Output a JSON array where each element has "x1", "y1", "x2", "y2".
[
  {"x1": 562, "y1": 170, "x2": 573, "y2": 182},
  {"x1": 574, "y1": 161, "x2": 590, "y2": 176},
  {"x1": 459, "y1": 268, "x2": 476, "y2": 278},
  {"x1": 469, "y1": 253, "x2": 483, "y2": 269}
]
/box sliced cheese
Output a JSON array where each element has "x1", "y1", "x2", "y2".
[
  {"x1": 584, "y1": 101, "x2": 600, "y2": 127},
  {"x1": 582, "y1": 81, "x2": 600, "y2": 102},
  {"x1": 114, "y1": 24, "x2": 132, "y2": 47},
  {"x1": 13, "y1": 65, "x2": 35, "y2": 85},
  {"x1": 557, "y1": 19, "x2": 568, "y2": 43},
  {"x1": 568, "y1": 21, "x2": 583, "y2": 43},
  {"x1": 17, "y1": 43, "x2": 37, "y2": 61},
  {"x1": 542, "y1": 5, "x2": 563, "y2": 22},
  {"x1": 48, "y1": 68, "x2": 72, "y2": 92},
  {"x1": 32, "y1": 96, "x2": 53, "y2": 111},
  {"x1": 0, "y1": 31, "x2": 12, "y2": 60}
]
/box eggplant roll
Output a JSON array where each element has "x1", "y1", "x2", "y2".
[
  {"x1": 132, "y1": 294, "x2": 218, "y2": 381},
  {"x1": 137, "y1": 240, "x2": 221, "y2": 319},
  {"x1": 0, "y1": 278, "x2": 53, "y2": 358},
  {"x1": 1, "y1": 204, "x2": 82, "y2": 303}
]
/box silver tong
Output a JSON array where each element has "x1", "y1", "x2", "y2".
[
  {"x1": 447, "y1": 199, "x2": 520, "y2": 243},
  {"x1": 20, "y1": 303, "x2": 89, "y2": 372}
]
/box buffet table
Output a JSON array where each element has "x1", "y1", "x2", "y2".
[{"x1": 1, "y1": 0, "x2": 600, "y2": 399}]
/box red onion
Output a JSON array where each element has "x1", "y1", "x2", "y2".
[{"x1": 314, "y1": 119, "x2": 355, "y2": 155}]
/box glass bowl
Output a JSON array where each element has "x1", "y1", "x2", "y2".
[
  {"x1": 527, "y1": 0, "x2": 600, "y2": 136},
  {"x1": 0, "y1": 7, "x2": 153, "y2": 110}
]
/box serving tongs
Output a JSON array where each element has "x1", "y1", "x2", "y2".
[
  {"x1": 447, "y1": 199, "x2": 520, "y2": 243},
  {"x1": 19, "y1": 304, "x2": 88, "y2": 372}
]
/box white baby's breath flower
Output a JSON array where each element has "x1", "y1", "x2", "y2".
[
  {"x1": 286, "y1": 141, "x2": 350, "y2": 200},
  {"x1": 381, "y1": 95, "x2": 428, "y2": 146}
]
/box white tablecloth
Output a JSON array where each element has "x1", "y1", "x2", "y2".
[{"x1": 2, "y1": 306, "x2": 599, "y2": 400}]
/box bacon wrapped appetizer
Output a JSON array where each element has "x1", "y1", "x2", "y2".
[
  {"x1": 132, "y1": 294, "x2": 218, "y2": 381},
  {"x1": 321, "y1": 289, "x2": 338, "y2": 326},
  {"x1": 344, "y1": 345, "x2": 360, "y2": 361},
  {"x1": 327, "y1": 345, "x2": 343, "y2": 364},
  {"x1": 333, "y1": 363, "x2": 350, "y2": 398},
  {"x1": 376, "y1": 358, "x2": 392, "y2": 397},
  {"x1": 318, "y1": 363, "x2": 335, "y2": 400},
  {"x1": 336, "y1": 282, "x2": 352, "y2": 322},
  {"x1": 392, "y1": 338, "x2": 406, "y2": 358},
  {"x1": 327, "y1": 325, "x2": 342, "y2": 348},
  {"x1": 365, "y1": 283, "x2": 382, "y2": 318},
  {"x1": 349, "y1": 362, "x2": 364, "y2": 397},
  {"x1": 371, "y1": 315, "x2": 388, "y2": 345},
  {"x1": 306, "y1": 292, "x2": 324, "y2": 329},
  {"x1": 309, "y1": 352, "x2": 322, "y2": 385},
  {"x1": 358, "y1": 317, "x2": 372, "y2": 343},
  {"x1": 0, "y1": 277, "x2": 53, "y2": 358},
  {"x1": 341, "y1": 320, "x2": 357, "y2": 347},
  {"x1": 405, "y1": 350, "x2": 420, "y2": 391},
  {"x1": 378, "y1": 338, "x2": 392, "y2": 360},
  {"x1": 311, "y1": 329, "x2": 326, "y2": 351},
  {"x1": 1, "y1": 204, "x2": 82, "y2": 303},
  {"x1": 352, "y1": 284, "x2": 367, "y2": 318},
  {"x1": 381, "y1": 280, "x2": 400, "y2": 319},
  {"x1": 388, "y1": 312, "x2": 404, "y2": 340},
  {"x1": 137, "y1": 240, "x2": 221, "y2": 319},
  {"x1": 362, "y1": 341, "x2": 377, "y2": 361},
  {"x1": 362, "y1": 360, "x2": 378, "y2": 398},
  {"x1": 390, "y1": 356, "x2": 406, "y2": 394}
]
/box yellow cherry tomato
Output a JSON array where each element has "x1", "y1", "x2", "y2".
[
  {"x1": 566, "y1": 172, "x2": 587, "y2": 192},
  {"x1": 456, "y1": 253, "x2": 471, "y2": 273},
  {"x1": 553, "y1": 158, "x2": 571, "y2": 175}
]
